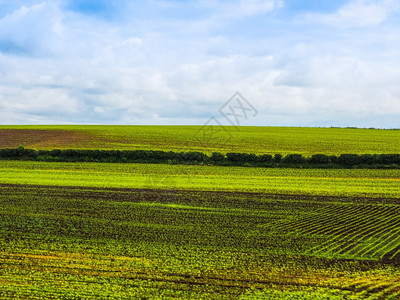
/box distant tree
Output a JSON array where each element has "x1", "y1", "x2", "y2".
[
  {"x1": 283, "y1": 154, "x2": 306, "y2": 164},
  {"x1": 17, "y1": 145, "x2": 25, "y2": 156},
  {"x1": 226, "y1": 153, "x2": 256, "y2": 163},
  {"x1": 210, "y1": 152, "x2": 225, "y2": 162},
  {"x1": 226, "y1": 153, "x2": 244, "y2": 162},
  {"x1": 376, "y1": 154, "x2": 400, "y2": 165},
  {"x1": 359, "y1": 154, "x2": 376, "y2": 165},
  {"x1": 309, "y1": 154, "x2": 329, "y2": 164},
  {"x1": 328, "y1": 155, "x2": 339, "y2": 163},
  {"x1": 274, "y1": 154, "x2": 282, "y2": 163},
  {"x1": 257, "y1": 154, "x2": 273, "y2": 163},
  {"x1": 338, "y1": 154, "x2": 360, "y2": 166}
]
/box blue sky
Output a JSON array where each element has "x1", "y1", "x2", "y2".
[{"x1": 0, "y1": 0, "x2": 399, "y2": 127}]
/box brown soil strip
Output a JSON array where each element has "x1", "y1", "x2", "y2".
[
  {"x1": 0, "y1": 183, "x2": 399, "y2": 204},
  {"x1": 0, "y1": 129, "x2": 91, "y2": 149}
]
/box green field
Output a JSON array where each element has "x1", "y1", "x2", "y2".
[
  {"x1": 1, "y1": 125, "x2": 399, "y2": 155},
  {"x1": 1, "y1": 183, "x2": 400, "y2": 299},
  {"x1": 1, "y1": 126, "x2": 400, "y2": 298},
  {"x1": 0, "y1": 161, "x2": 400, "y2": 198},
  {"x1": 1, "y1": 160, "x2": 400, "y2": 298}
]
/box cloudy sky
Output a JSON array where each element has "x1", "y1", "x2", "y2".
[{"x1": 0, "y1": 0, "x2": 399, "y2": 127}]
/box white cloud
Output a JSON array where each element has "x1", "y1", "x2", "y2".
[
  {"x1": 306, "y1": 0, "x2": 399, "y2": 28},
  {"x1": 0, "y1": 0, "x2": 399, "y2": 127},
  {"x1": 0, "y1": 2, "x2": 64, "y2": 56},
  {"x1": 197, "y1": 0, "x2": 281, "y2": 18},
  {"x1": 238, "y1": 0, "x2": 283, "y2": 16}
]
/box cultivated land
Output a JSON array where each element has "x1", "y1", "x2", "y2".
[
  {"x1": 0, "y1": 161, "x2": 400, "y2": 198},
  {"x1": 1, "y1": 126, "x2": 400, "y2": 298},
  {"x1": 1, "y1": 125, "x2": 400, "y2": 155}
]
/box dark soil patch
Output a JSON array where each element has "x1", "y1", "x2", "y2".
[{"x1": 0, "y1": 129, "x2": 90, "y2": 149}]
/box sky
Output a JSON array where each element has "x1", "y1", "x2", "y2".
[{"x1": 0, "y1": 0, "x2": 399, "y2": 127}]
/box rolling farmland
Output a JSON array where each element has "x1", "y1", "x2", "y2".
[
  {"x1": 1, "y1": 183, "x2": 400, "y2": 299},
  {"x1": 2, "y1": 0, "x2": 400, "y2": 298},
  {"x1": 1, "y1": 125, "x2": 400, "y2": 155},
  {"x1": 1, "y1": 126, "x2": 400, "y2": 298},
  {"x1": 0, "y1": 161, "x2": 399, "y2": 197}
]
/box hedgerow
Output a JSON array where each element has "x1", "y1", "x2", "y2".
[{"x1": 0, "y1": 147, "x2": 400, "y2": 168}]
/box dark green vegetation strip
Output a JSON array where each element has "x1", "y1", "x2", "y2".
[
  {"x1": 2, "y1": 146, "x2": 400, "y2": 169},
  {"x1": 1, "y1": 184, "x2": 400, "y2": 299}
]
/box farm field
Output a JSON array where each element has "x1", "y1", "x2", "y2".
[
  {"x1": 1, "y1": 184, "x2": 400, "y2": 299},
  {"x1": 2, "y1": 0, "x2": 400, "y2": 298},
  {"x1": 1, "y1": 160, "x2": 400, "y2": 298},
  {"x1": 1, "y1": 126, "x2": 400, "y2": 298},
  {"x1": 0, "y1": 161, "x2": 400, "y2": 198},
  {"x1": 1, "y1": 125, "x2": 400, "y2": 155}
]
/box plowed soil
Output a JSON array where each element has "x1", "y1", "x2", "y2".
[{"x1": 0, "y1": 129, "x2": 90, "y2": 149}]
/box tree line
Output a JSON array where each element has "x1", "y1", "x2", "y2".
[{"x1": 1, "y1": 146, "x2": 400, "y2": 168}]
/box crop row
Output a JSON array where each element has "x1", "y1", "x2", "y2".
[
  {"x1": 289, "y1": 204, "x2": 400, "y2": 261},
  {"x1": 2, "y1": 184, "x2": 399, "y2": 261},
  {"x1": 1, "y1": 184, "x2": 400, "y2": 298}
]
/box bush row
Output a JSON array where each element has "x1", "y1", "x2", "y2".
[
  {"x1": 1, "y1": 146, "x2": 400, "y2": 167},
  {"x1": 226, "y1": 152, "x2": 400, "y2": 166},
  {"x1": 0, "y1": 146, "x2": 207, "y2": 163}
]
